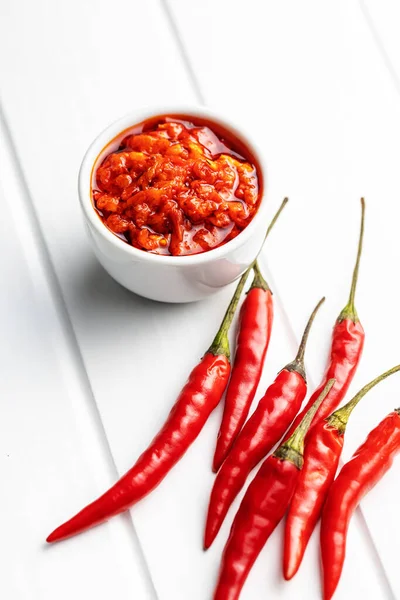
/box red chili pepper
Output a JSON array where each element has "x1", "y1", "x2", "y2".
[
  {"x1": 204, "y1": 297, "x2": 325, "y2": 549},
  {"x1": 283, "y1": 364, "x2": 400, "y2": 580},
  {"x1": 283, "y1": 199, "x2": 365, "y2": 442},
  {"x1": 213, "y1": 379, "x2": 335, "y2": 600},
  {"x1": 46, "y1": 270, "x2": 249, "y2": 543},
  {"x1": 321, "y1": 407, "x2": 400, "y2": 600},
  {"x1": 213, "y1": 198, "x2": 288, "y2": 472}
]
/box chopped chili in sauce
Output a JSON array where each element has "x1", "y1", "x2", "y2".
[{"x1": 92, "y1": 115, "x2": 261, "y2": 256}]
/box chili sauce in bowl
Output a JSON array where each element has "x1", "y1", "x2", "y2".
[{"x1": 92, "y1": 115, "x2": 262, "y2": 257}]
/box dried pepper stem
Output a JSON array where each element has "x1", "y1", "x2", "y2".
[
  {"x1": 286, "y1": 297, "x2": 326, "y2": 380},
  {"x1": 328, "y1": 364, "x2": 400, "y2": 433},
  {"x1": 339, "y1": 198, "x2": 365, "y2": 322}
]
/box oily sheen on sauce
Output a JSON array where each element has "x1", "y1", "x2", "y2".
[{"x1": 92, "y1": 115, "x2": 262, "y2": 256}]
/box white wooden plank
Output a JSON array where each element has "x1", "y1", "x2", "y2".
[
  {"x1": 0, "y1": 119, "x2": 154, "y2": 599},
  {"x1": 166, "y1": 0, "x2": 400, "y2": 598}
]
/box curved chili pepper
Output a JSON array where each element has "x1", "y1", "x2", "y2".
[
  {"x1": 283, "y1": 199, "x2": 365, "y2": 442},
  {"x1": 204, "y1": 296, "x2": 325, "y2": 549},
  {"x1": 46, "y1": 270, "x2": 249, "y2": 543},
  {"x1": 213, "y1": 198, "x2": 288, "y2": 472},
  {"x1": 284, "y1": 364, "x2": 400, "y2": 580},
  {"x1": 213, "y1": 379, "x2": 335, "y2": 600},
  {"x1": 321, "y1": 407, "x2": 400, "y2": 600}
]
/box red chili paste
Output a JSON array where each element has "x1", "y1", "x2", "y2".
[{"x1": 92, "y1": 116, "x2": 261, "y2": 256}]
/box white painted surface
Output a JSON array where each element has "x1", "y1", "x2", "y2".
[{"x1": 0, "y1": 1, "x2": 399, "y2": 599}]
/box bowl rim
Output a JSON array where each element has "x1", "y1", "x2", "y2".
[{"x1": 78, "y1": 104, "x2": 268, "y2": 266}]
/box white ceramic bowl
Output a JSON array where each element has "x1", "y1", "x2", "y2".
[{"x1": 78, "y1": 106, "x2": 268, "y2": 303}]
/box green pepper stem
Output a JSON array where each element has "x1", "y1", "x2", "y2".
[
  {"x1": 265, "y1": 197, "x2": 289, "y2": 241},
  {"x1": 250, "y1": 261, "x2": 270, "y2": 291},
  {"x1": 339, "y1": 198, "x2": 365, "y2": 323},
  {"x1": 208, "y1": 270, "x2": 250, "y2": 359},
  {"x1": 328, "y1": 365, "x2": 400, "y2": 434},
  {"x1": 249, "y1": 197, "x2": 288, "y2": 292},
  {"x1": 208, "y1": 197, "x2": 289, "y2": 357},
  {"x1": 285, "y1": 297, "x2": 325, "y2": 380},
  {"x1": 274, "y1": 379, "x2": 335, "y2": 468}
]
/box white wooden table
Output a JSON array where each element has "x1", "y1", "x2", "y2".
[{"x1": 1, "y1": 1, "x2": 400, "y2": 598}]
